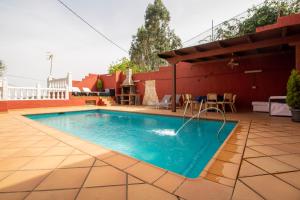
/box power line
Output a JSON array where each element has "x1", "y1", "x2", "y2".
[
  {"x1": 182, "y1": 1, "x2": 265, "y2": 44},
  {"x1": 56, "y1": 0, "x2": 128, "y2": 54}
]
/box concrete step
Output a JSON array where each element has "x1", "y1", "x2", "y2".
[{"x1": 99, "y1": 97, "x2": 117, "y2": 106}]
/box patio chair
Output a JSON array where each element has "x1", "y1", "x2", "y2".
[
  {"x1": 156, "y1": 95, "x2": 171, "y2": 109},
  {"x1": 175, "y1": 94, "x2": 182, "y2": 107},
  {"x1": 71, "y1": 87, "x2": 82, "y2": 96},
  {"x1": 222, "y1": 94, "x2": 237, "y2": 112},
  {"x1": 82, "y1": 87, "x2": 99, "y2": 96},
  {"x1": 231, "y1": 94, "x2": 237, "y2": 112},
  {"x1": 205, "y1": 93, "x2": 218, "y2": 110},
  {"x1": 183, "y1": 94, "x2": 194, "y2": 115},
  {"x1": 218, "y1": 93, "x2": 233, "y2": 112}
]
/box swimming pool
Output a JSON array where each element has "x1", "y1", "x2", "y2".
[{"x1": 27, "y1": 109, "x2": 236, "y2": 178}]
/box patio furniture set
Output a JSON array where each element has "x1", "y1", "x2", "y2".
[{"x1": 156, "y1": 93, "x2": 237, "y2": 114}]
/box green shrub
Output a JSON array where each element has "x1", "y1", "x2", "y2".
[
  {"x1": 287, "y1": 69, "x2": 300, "y2": 109},
  {"x1": 97, "y1": 79, "x2": 103, "y2": 91}
]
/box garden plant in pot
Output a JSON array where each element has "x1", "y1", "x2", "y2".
[
  {"x1": 286, "y1": 69, "x2": 300, "y2": 122},
  {"x1": 97, "y1": 79, "x2": 103, "y2": 92}
]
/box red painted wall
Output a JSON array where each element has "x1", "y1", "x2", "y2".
[
  {"x1": 125, "y1": 53, "x2": 294, "y2": 110},
  {"x1": 72, "y1": 53, "x2": 294, "y2": 111},
  {"x1": 72, "y1": 73, "x2": 99, "y2": 91},
  {"x1": 0, "y1": 101, "x2": 8, "y2": 112},
  {"x1": 0, "y1": 96, "x2": 104, "y2": 112}
]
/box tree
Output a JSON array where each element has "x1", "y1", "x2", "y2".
[
  {"x1": 129, "y1": 0, "x2": 182, "y2": 71},
  {"x1": 0, "y1": 60, "x2": 6, "y2": 77},
  {"x1": 108, "y1": 57, "x2": 143, "y2": 74},
  {"x1": 216, "y1": 0, "x2": 300, "y2": 40},
  {"x1": 287, "y1": 69, "x2": 300, "y2": 109}
]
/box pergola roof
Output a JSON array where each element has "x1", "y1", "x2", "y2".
[{"x1": 158, "y1": 23, "x2": 300, "y2": 64}]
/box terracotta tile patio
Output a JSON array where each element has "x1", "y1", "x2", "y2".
[{"x1": 0, "y1": 105, "x2": 299, "y2": 199}]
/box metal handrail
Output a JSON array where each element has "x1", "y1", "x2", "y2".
[{"x1": 176, "y1": 106, "x2": 226, "y2": 140}]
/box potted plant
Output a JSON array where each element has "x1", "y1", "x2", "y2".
[
  {"x1": 286, "y1": 69, "x2": 300, "y2": 122},
  {"x1": 97, "y1": 79, "x2": 103, "y2": 92}
]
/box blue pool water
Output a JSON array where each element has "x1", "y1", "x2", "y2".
[{"x1": 27, "y1": 110, "x2": 236, "y2": 178}]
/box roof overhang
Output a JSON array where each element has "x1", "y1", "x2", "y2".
[{"x1": 158, "y1": 24, "x2": 300, "y2": 64}]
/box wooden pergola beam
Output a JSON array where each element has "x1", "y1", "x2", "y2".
[{"x1": 167, "y1": 35, "x2": 300, "y2": 64}]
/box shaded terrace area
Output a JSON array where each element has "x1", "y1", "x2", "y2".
[{"x1": 158, "y1": 14, "x2": 300, "y2": 112}]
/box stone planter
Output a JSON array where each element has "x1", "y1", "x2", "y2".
[{"x1": 291, "y1": 108, "x2": 300, "y2": 122}]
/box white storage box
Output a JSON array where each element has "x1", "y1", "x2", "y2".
[
  {"x1": 269, "y1": 96, "x2": 291, "y2": 117},
  {"x1": 252, "y1": 101, "x2": 269, "y2": 112}
]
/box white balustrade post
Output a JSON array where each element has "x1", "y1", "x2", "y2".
[
  {"x1": 67, "y1": 72, "x2": 72, "y2": 91},
  {"x1": 47, "y1": 76, "x2": 53, "y2": 88},
  {"x1": 2, "y1": 78, "x2": 8, "y2": 100},
  {"x1": 36, "y1": 84, "x2": 41, "y2": 99},
  {"x1": 66, "y1": 72, "x2": 72, "y2": 100}
]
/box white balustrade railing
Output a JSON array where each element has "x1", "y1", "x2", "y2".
[
  {"x1": 6, "y1": 86, "x2": 68, "y2": 100},
  {"x1": 0, "y1": 72, "x2": 72, "y2": 101},
  {"x1": 47, "y1": 72, "x2": 72, "y2": 91}
]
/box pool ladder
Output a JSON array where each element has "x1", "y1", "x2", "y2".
[{"x1": 176, "y1": 101, "x2": 226, "y2": 140}]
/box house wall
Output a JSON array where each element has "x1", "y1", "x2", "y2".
[
  {"x1": 137, "y1": 53, "x2": 294, "y2": 110},
  {"x1": 0, "y1": 96, "x2": 104, "y2": 112},
  {"x1": 74, "y1": 52, "x2": 294, "y2": 111},
  {"x1": 72, "y1": 74, "x2": 99, "y2": 91}
]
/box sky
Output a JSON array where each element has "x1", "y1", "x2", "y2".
[{"x1": 0, "y1": 0, "x2": 263, "y2": 86}]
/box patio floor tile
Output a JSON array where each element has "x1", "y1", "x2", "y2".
[
  {"x1": 273, "y1": 136, "x2": 300, "y2": 143},
  {"x1": 21, "y1": 156, "x2": 66, "y2": 170},
  {"x1": 243, "y1": 147, "x2": 265, "y2": 158},
  {"x1": 0, "y1": 157, "x2": 33, "y2": 171},
  {"x1": 0, "y1": 170, "x2": 50, "y2": 192},
  {"x1": 270, "y1": 143, "x2": 300, "y2": 154},
  {"x1": 58, "y1": 155, "x2": 95, "y2": 168},
  {"x1": 217, "y1": 151, "x2": 242, "y2": 164},
  {"x1": 104, "y1": 154, "x2": 139, "y2": 169},
  {"x1": 238, "y1": 160, "x2": 267, "y2": 177},
  {"x1": 42, "y1": 146, "x2": 74, "y2": 156},
  {"x1": 275, "y1": 171, "x2": 300, "y2": 189},
  {"x1": 126, "y1": 162, "x2": 166, "y2": 183},
  {"x1": 12, "y1": 147, "x2": 49, "y2": 157},
  {"x1": 128, "y1": 184, "x2": 177, "y2": 200},
  {"x1": 77, "y1": 186, "x2": 126, "y2": 200},
  {"x1": 83, "y1": 166, "x2": 126, "y2": 187},
  {"x1": 246, "y1": 140, "x2": 263, "y2": 146},
  {"x1": 175, "y1": 178, "x2": 232, "y2": 200},
  {"x1": 0, "y1": 192, "x2": 29, "y2": 200},
  {"x1": 223, "y1": 144, "x2": 244, "y2": 153},
  {"x1": 0, "y1": 148, "x2": 24, "y2": 158},
  {"x1": 153, "y1": 172, "x2": 185, "y2": 193},
  {"x1": 250, "y1": 145, "x2": 288, "y2": 156},
  {"x1": 207, "y1": 160, "x2": 239, "y2": 179},
  {"x1": 241, "y1": 175, "x2": 300, "y2": 200},
  {"x1": 232, "y1": 180, "x2": 263, "y2": 200},
  {"x1": 25, "y1": 189, "x2": 79, "y2": 200},
  {"x1": 204, "y1": 172, "x2": 235, "y2": 187},
  {"x1": 128, "y1": 175, "x2": 144, "y2": 184},
  {"x1": 272, "y1": 154, "x2": 300, "y2": 169},
  {"x1": 95, "y1": 150, "x2": 117, "y2": 160},
  {"x1": 36, "y1": 168, "x2": 89, "y2": 190},
  {"x1": 0, "y1": 172, "x2": 12, "y2": 181},
  {"x1": 31, "y1": 139, "x2": 59, "y2": 148},
  {"x1": 93, "y1": 159, "x2": 108, "y2": 167},
  {"x1": 246, "y1": 157, "x2": 297, "y2": 173}
]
